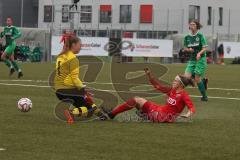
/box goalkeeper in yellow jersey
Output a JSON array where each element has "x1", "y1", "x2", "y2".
[{"x1": 54, "y1": 36, "x2": 107, "y2": 123}]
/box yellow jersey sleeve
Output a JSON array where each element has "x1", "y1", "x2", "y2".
[{"x1": 69, "y1": 57, "x2": 84, "y2": 89}]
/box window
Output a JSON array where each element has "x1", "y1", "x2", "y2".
[
  {"x1": 100, "y1": 5, "x2": 112, "y2": 23},
  {"x1": 140, "y1": 5, "x2": 153, "y2": 23},
  {"x1": 137, "y1": 31, "x2": 148, "y2": 38},
  {"x1": 207, "y1": 7, "x2": 212, "y2": 25},
  {"x1": 189, "y1": 5, "x2": 200, "y2": 22},
  {"x1": 120, "y1": 5, "x2": 132, "y2": 23},
  {"x1": 80, "y1": 5, "x2": 92, "y2": 23},
  {"x1": 219, "y1": 7, "x2": 223, "y2": 26},
  {"x1": 110, "y1": 30, "x2": 122, "y2": 38},
  {"x1": 62, "y1": 5, "x2": 69, "y2": 23},
  {"x1": 44, "y1": 5, "x2": 54, "y2": 22},
  {"x1": 79, "y1": 30, "x2": 94, "y2": 37},
  {"x1": 98, "y1": 30, "x2": 108, "y2": 37}
]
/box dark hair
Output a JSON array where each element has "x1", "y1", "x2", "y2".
[
  {"x1": 60, "y1": 36, "x2": 80, "y2": 55},
  {"x1": 179, "y1": 75, "x2": 195, "y2": 87},
  {"x1": 190, "y1": 20, "x2": 202, "y2": 30}
]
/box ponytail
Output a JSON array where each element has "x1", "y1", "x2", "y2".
[{"x1": 59, "y1": 34, "x2": 80, "y2": 55}]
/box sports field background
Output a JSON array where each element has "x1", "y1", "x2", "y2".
[{"x1": 0, "y1": 61, "x2": 240, "y2": 160}]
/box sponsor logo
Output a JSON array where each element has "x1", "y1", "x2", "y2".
[
  {"x1": 81, "y1": 43, "x2": 101, "y2": 48},
  {"x1": 188, "y1": 43, "x2": 200, "y2": 47},
  {"x1": 167, "y1": 97, "x2": 176, "y2": 105}
]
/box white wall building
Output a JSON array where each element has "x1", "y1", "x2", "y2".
[{"x1": 38, "y1": 0, "x2": 240, "y2": 37}]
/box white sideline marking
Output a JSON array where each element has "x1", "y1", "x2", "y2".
[
  {"x1": 0, "y1": 83, "x2": 49, "y2": 88},
  {"x1": 0, "y1": 82, "x2": 240, "y2": 101},
  {"x1": 92, "y1": 88, "x2": 240, "y2": 101},
  {"x1": 0, "y1": 79, "x2": 240, "y2": 91},
  {"x1": 0, "y1": 148, "x2": 6, "y2": 151},
  {"x1": 0, "y1": 79, "x2": 47, "y2": 83},
  {"x1": 197, "y1": 87, "x2": 240, "y2": 91}
]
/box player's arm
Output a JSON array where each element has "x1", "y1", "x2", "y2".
[
  {"x1": 69, "y1": 58, "x2": 85, "y2": 90},
  {"x1": 144, "y1": 68, "x2": 172, "y2": 94},
  {"x1": 196, "y1": 47, "x2": 207, "y2": 61},
  {"x1": 12, "y1": 27, "x2": 22, "y2": 40},
  {"x1": 181, "y1": 93, "x2": 195, "y2": 118},
  {"x1": 197, "y1": 34, "x2": 208, "y2": 60},
  {"x1": 183, "y1": 36, "x2": 194, "y2": 53},
  {"x1": 0, "y1": 29, "x2": 5, "y2": 39}
]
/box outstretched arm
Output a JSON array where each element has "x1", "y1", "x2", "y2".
[
  {"x1": 144, "y1": 68, "x2": 172, "y2": 94},
  {"x1": 181, "y1": 93, "x2": 195, "y2": 118},
  {"x1": 13, "y1": 27, "x2": 21, "y2": 40}
]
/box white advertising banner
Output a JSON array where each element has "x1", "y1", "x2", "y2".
[
  {"x1": 51, "y1": 36, "x2": 109, "y2": 56},
  {"x1": 121, "y1": 38, "x2": 173, "y2": 57},
  {"x1": 221, "y1": 42, "x2": 240, "y2": 58}
]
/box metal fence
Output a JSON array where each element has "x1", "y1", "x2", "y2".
[
  {"x1": 47, "y1": 7, "x2": 240, "y2": 38},
  {"x1": 50, "y1": 8, "x2": 186, "y2": 37},
  {"x1": 2, "y1": 2, "x2": 240, "y2": 63}
]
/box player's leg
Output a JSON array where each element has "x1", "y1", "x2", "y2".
[
  {"x1": 8, "y1": 43, "x2": 23, "y2": 78},
  {"x1": 9, "y1": 54, "x2": 23, "y2": 78},
  {"x1": 202, "y1": 77, "x2": 208, "y2": 90},
  {"x1": 71, "y1": 93, "x2": 96, "y2": 117},
  {"x1": 184, "y1": 61, "x2": 195, "y2": 78},
  {"x1": 132, "y1": 100, "x2": 172, "y2": 123},
  {"x1": 56, "y1": 88, "x2": 107, "y2": 121},
  {"x1": 193, "y1": 71, "x2": 208, "y2": 90},
  {"x1": 1, "y1": 48, "x2": 14, "y2": 73},
  {"x1": 107, "y1": 97, "x2": 147, "y2": 119},
  {"x1": 70, "y1": 89, "x2": 108, "y2": 120},
  {"x1": 195, "y1": 75, "x2": 208, "y2": 101},
  {"x1": 55, "y1": 89, "x2": 86, "y2": 123},
  {"x1": 195, "y1": 59, "x2": 208, "y2": 101}
]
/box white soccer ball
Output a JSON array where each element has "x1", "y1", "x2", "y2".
[{"x1": 17, "y1": 98, "x2": 32, "y2": 112}]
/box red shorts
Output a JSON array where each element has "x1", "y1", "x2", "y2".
[{"x1": 142, "y1": 101, "x2": 176, "y2": 123}]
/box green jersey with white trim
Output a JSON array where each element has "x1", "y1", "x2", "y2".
[
  {"x1": 0, "y1": 26, "x2": 21, "y2": 46},
  {"x1": 184, "y1": 32, "x2": 208, "y2": 61}
]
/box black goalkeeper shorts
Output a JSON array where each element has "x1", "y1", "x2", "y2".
[{"x1": 56, "y1": 88, "x2": 87, "y2": 108}]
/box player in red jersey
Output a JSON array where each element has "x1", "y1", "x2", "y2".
[{"x1": 107, "y1": 68, "x2": 196, "y2": 123}]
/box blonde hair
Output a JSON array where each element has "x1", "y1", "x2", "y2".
[{"x1": 59, "y1": 36, "x2": 80, "y2": 55}]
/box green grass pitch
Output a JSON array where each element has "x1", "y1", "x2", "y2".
[{"x1": 0, "y1": 61, "x2": 240, "y2": 160}]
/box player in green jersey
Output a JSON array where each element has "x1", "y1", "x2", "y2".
[
  {"x1": 183, "y1": 20, "x2": 208, "y2": 101},
  {"x1": 0, "y1": 17, "x2": 23, "y2": 78}
]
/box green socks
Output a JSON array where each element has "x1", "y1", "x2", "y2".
[
  {"x1": 11, "y1": 61, "x2": 21, "y2": 72},
  {"x1": 3, "y1": 59, "x2": 22, "y2": 74},
  {"x1": 4, "y1": 59, "x2": 13, "y2": 69},
  {"x1": 197, "y1": 81, "x2": 207, "y2": 98}
]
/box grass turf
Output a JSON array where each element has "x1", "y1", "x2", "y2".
[{"x1": 0, "y1": 61, "x2": 240, "y2": 160}]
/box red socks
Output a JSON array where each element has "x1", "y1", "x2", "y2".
[
  {"x1": 111, "y1": 98, "x2": 137, "y2": 116},
  {"x1": 85, "y1": 92, "x2": 94, "y2": 106}
]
